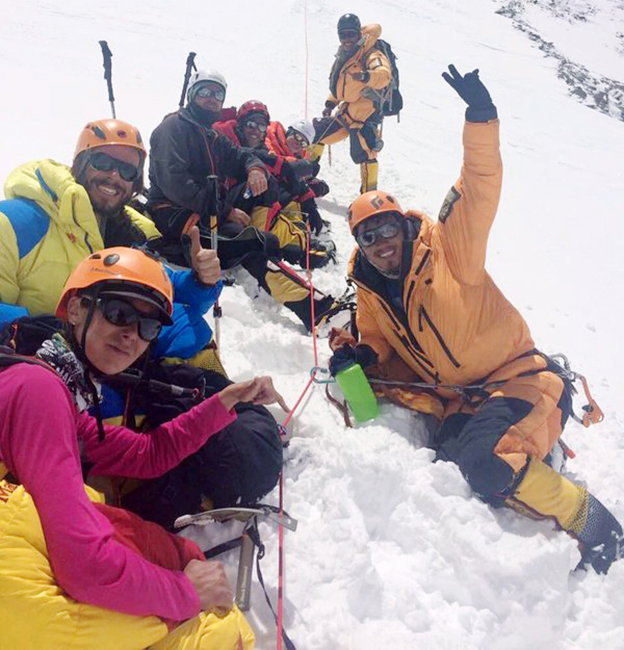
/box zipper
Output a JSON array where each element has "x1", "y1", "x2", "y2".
[{"x1": 418, "y1": 306, "x2": 461, "y2": 368}]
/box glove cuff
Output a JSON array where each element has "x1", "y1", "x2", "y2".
[
  {"x1": 355, "y1": 344, "x2": 378, "y2": 370},
  {"x1": 465, "y1": 104, "x2": 498, "y2": 123}
]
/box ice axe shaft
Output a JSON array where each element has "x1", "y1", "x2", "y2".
[{"x1": 235, "y1": 533, "x2": 254, "y2": 611}]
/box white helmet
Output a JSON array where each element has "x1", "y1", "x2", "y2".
[
  {"x1": 288, "y1": 118, "x2": 315, "y2": 145},
  {"x1": 187, "y1": 69, "x2": 228, "y2": 104}
]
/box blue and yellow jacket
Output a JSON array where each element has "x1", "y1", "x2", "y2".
[{"x1": 0, "y1": 160, "x2": 220, "y2": 359}]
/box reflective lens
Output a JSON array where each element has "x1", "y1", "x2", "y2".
[
  {"x1": 243, "y1": 119, "x2": 268, "y2": 133},
  {"x1": 292, "y1": 131, "x2": 309, "y2": 147},
  {"x1": 356, "y1": 221, "x2": 401, "y2": 248},
  {"x1": 89, "y1": 152, "x2": 141, "y2": 182},
  {"x1": 196, "y1": 86, "x2": 226, "y2": 101},
  {"x1": 98, "y1": 297, "x2": 163, "y2": 342}
]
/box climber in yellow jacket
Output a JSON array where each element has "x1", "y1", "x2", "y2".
[
  {"x1": 329, "y1": 64, "x2": 623, "y2": 575},
  {"x1": 312, "y1": 13, "x2": 392, "y2": 193}
]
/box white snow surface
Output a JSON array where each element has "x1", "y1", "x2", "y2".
[{"x1": 1, "y1": 1, "x2": 624, "y2": 648}]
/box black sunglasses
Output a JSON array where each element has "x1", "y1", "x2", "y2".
[
  {"x1": 196, "y1": 86, "x2": 226, "y2": 101},
  {"x1": 339, "y1": 29, "x2": 360, "y2": 39},
  {"x1": 243, "y1": 119, "x2": 268, "y2": 133},
  {"x1": 89, "y1": 151, "x2": 141, "y2": 182},
  {"x1": 356, "y1": 221, "x2": 401, "y2": 248},
  {"x1": 292, "y1": 131, "x2": 309, "y2": 147},
  {"x1": 93, "y1": 297, "x2": 163, "y2": 342}
]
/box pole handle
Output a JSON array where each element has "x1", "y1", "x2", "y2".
[
  {"x1": 179, "y1": 51, "x2": 197, "y2": 109},
  {"x1": 98, "y1": 40, "x2": 116, "y2": 118}
]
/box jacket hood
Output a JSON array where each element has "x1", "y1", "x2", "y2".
[{"x1": 3, "y1": 159, "x2": 104, "y2": 250}]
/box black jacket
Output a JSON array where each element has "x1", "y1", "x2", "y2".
[{"x1": 148, "y1": 106, "x2": 265, "y2": 216}]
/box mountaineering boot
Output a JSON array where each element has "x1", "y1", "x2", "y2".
[
  {"x1": 509, "y1": 458, "x2": 624, "y2": 574},
  {"x1": 284, "y1": 293, "x2": 335, "y2": 333},
  {"x1": 360, "y1": 160, "x2": 378, "y2": 193},
  {"x1": 570, "y1": 492, "x2": 624, "y2": 574}
]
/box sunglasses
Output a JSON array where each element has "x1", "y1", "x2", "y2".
[
  {"x1": 92, "y1": 297, "x2": 163, "y2": 342},
  {"x1": 89, "y1": 151, "x2": 141, "y2": 182},
  {"x1": 292, "y1": 131, "x2": 309, "y2": 147},
  {"x1": 243, "y1": 119, "x2": 268, "y2": 133},
  {"x1": 356, "y1": 221, "x2": 401, "y2": 248},
  {"x1": 339, "y1": 29, "x2": 360, "y2": 39},
  {"x1": 196, "y1": 86, "x2": 226, "y2": 101}
]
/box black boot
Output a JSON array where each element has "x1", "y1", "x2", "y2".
[
  {"x1": 285, "y1": 294, "x2": 334, "y2": 332},
  {"x1": 574, "y1": 492, "x2": 624, "y2": 574}
]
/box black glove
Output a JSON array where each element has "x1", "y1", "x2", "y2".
[
  {"x1": 322, "y1": 100, "x2": 337, "y2": 118},
  {"x1": 301, "y1": 198, "x2": 323, "y2": 236},
  {"x1": 442, "y1": 64, "x2": 497, "y2": 123},
  {"x1": 329, "y1": 344, "x2": 378, "y2": 376},
  {"x1": 289, "y1": 158, "x2": 314, "y2": 180},
  {"x1": 308, "y1": 178, "x2": 330, "y2": 198}
]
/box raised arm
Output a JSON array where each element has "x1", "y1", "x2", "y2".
[{"x1": 435, "y1": 65, "x2": 502, "y2": 285}]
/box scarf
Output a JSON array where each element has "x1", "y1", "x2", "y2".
[{"x1": 36, "y1": 334, "x2": 100, "y2": 413}]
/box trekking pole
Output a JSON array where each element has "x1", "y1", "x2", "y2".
[
  {"x1": 206, "y1": 175, "x2": 222, "y2": 348},
  {"x1": 98, "y1": 40, "x2": 116, "y2": 118},
  {"x1": 179, "y1": 51, "x2": 197, "y2": 109},
  {"x1": 328, "y1": 145, "x2": 332, "y2": 167}
]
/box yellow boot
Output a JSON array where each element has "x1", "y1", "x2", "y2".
[
  {"x1": 508, "y1": 458, "x2": 623, "y2": 573},
  {"x1": 360, "y1": 160, "x2": 378, "y2": 193}
]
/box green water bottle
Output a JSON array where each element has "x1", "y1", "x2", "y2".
[{"x1": 335, "y1": 362, "x2": 379, "y2": 423}]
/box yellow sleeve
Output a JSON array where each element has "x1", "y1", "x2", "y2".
[
  {"x1": 434, "y1": 120, "x2": 502, "y2": 285},
  {"x1": 126, "y1": 206, "x2": 162, "y2": 240},
  {"x1": 365, "y1": 50, "x2": 392, "y2": 90},
  {"x1": 0, "y1": 212, "x2": 22, "y2": 306}
]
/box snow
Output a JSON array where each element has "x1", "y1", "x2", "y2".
[{"x1": 1, "y1": 0, "x2": 623, "y2": 648}]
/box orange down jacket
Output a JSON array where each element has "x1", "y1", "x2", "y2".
[{"x1": 348, "y1": 119, "x2": 542, "y2": 395}]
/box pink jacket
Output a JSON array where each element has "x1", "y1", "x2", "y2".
[{"x1": 0, "y1": 363, "x2": 237, "y2": 621}]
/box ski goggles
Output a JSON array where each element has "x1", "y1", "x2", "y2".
[
  {"x1": 356, "y1": 220, "x2": 401, "y2": 248},
  {"x1": 292, "y1": 131, "x2": 310, "y2": 147},
  {"x1": 94, "y1": 296, "x2": 163, "y2": 342},
  {"x1": 243, "y1": 119, "x2": 268, "y2": 133},
  {"x1": 88, "y1": 152, "x2": 141, "y2": 182},
  {"x1": 195, "y1": 86, "x2": 226, "y2": 101}
]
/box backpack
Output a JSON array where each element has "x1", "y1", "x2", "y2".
[{"x1": 372, "y1": 39, "x2": 403, "y2": 118}]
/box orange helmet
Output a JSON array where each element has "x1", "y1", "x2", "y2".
[
  {"x1": 348, "y1": 190, "x2": 404, "y2": 233},
  {"x1": 56, "y1": 248, "x2": 173, "y2": 324},
  {"x1": 74, "y1": 119, "x2": 146, "y2": 161}
]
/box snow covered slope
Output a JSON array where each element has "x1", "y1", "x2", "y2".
[{"x1": 1, "y1": 1, "x2": 623, "y2": 648}]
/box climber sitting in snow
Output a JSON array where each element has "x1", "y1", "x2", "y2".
[
  {"x1": 0, "y1": 248, "x2": 291, "y2": 648},
  {"x1": 148, "y1": 69, "x2": 338, "y2": 331},
  {"x1": 329, "y1": 64, "x2": 622, "y2": 575},
  {"x1": 214, "y1": 100, "x2": 334, "y2": 254},
  {"x1": 0, "y1": 117, "x2": 284, "y2": 530}
]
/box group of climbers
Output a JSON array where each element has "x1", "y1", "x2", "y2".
[{"x1": 0, "y1": 10, "x2": 621, "y2": 650}]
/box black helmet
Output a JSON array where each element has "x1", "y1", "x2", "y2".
[{"x1": 337, "y1": 13, "x2": 361, "y2": 33}]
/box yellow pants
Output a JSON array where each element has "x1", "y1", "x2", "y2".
[{"x1": 0, "y1": 483, "x2": 255, "y2": 650}]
